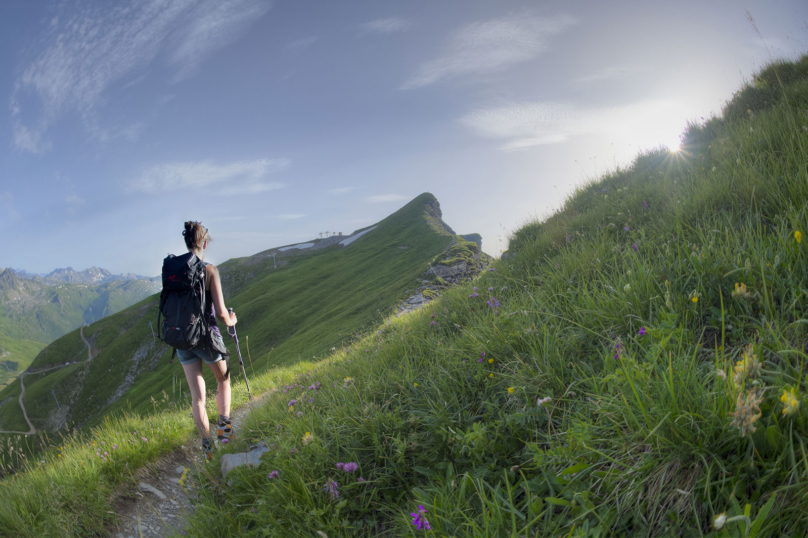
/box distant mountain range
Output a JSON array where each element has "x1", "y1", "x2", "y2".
[{"x1": 9, "y1": 267, "x2": 158, "y2": 285}]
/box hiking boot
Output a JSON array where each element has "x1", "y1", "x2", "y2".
[
  {"x1": 217, "y1": 420, "x2": 235, "y2": 444},
  {"x1": 202, "y1": 439, "x2": 214, "y2": 461}
]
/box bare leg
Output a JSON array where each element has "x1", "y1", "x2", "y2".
[
  {"x1": 207, "y1": 359, "x2": 230, "y2": 419},
  {"x1": 182, "y1": 361, "x2": 210, "y2": 439}
]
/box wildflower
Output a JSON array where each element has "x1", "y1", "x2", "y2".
[
  {"x1": 430, "y1": 321, "x2": 437, "y2": 326},
  {"x1": 302, "y1": 432, "x2": 315, "y2": 446},
  {"x1": 469, "y1": 292, "x2": 479, "y2": 298},
  {"x1": 488, "y1": 268, "x2": 495, "y2": 272},
  {"x1": 343, "y1": 462, "x2": 359, "y2": 473},
  {"x1": 478, "y1": 352, "x2": 485, "y2": 363},
  {"x1": 488, "y1": 358, "x2": 493, "y2": 364},
  {"x1": 624, "y1": 284, "x2": 631, "y2": 292},
  {"x1": 489, "y1": 373, "x2": 493, "y2": 378},
  {"x1": 732, "y1": 282, "x2": 751, "y2": 299},
  {"x1": 642, "y1": 200, "x2": 648, "y2": 209},
  {"x1": 297, "y1": 411, "x2": 303, "y2": 417},
  {"x1": 486, "y1": 296, "x2": 500, "y2": 315},
  {"x1": 291, "y1": 449, "x2": 295, "y2": 454},
  {"x1": 410, "y1": 505, "x2": 431, "y2": 531},
  {"x1": 688, "y1": 290, "x2": 701, "y2": 304},
  {"x1": 716, "y1": 369, "x2": 727, "y2": 380},
  {"x1": 730, "y1": 388, "x2": 763, "y2": 437},
  {"x1": 268, "y1": 470, "x2": 279, "y2": 479},
  {"x1": 343, "y1": 377, "x2": 353, "y2": 385},
  {"x1": 488, "y1": 287, "x2": 494, "y2": 292},
  {"x1": 633, "y1": 242, "x2": 638, "y2": 251},
  {"x1": 430, "y1": 314, "x2": 435, "y2": 319},
  {"x1": 358, "y1": 477, "x2": 365, "y2": 482},
  {"x1": 733, "y1": 345, "x2": 761, "y2": 386},
  {"x1": 796, "y1": 231, "x2": 802, "y2": 244},
  {"x1": 141, "y1": 437, "x2": 148, "y2": 442},
  {"x1": 323, "y1": 478, "x2": 339, "y2": 499},
  {"x1": 638, "y1": 327, "x2": 646, "y2": 336},
  {"x1": 288, "y1": 399, "x2": 296, "y2": 407},
  {"x1": 336, "y1": 462, "x2": 345, "y2": 470},
  {"x1": 781, "y1": 388, "x2": 800, "y2": 416},
  {"x1": 113, "y1": 444, "x2": 118, "y2": 450},
  {"x1": 507, "y1": 387, "x2": 515, "y2": 394},
  {"x1": 623, "y1": 225, "x2": 629, "y2": 232},
  {"x1": 288, "y1": 405, "x2": 295, "y2": 412},
  {"x1": 713, "y1": 513, "x2": 727, "y2": 530},
  {"x1": 414, "y1": 383, "x2": 418, "y2": 387},
  {"x1": 537, "y1": 397, "x2": 552, "y2": 407}
]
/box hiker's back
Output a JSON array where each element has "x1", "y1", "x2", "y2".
[{"x1": 158, "y1": 252, "x2": 208, "y2": 351}]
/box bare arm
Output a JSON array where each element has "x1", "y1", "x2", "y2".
[{"x1": 206, "y1": 265, "x2": 237, "y2": 327}]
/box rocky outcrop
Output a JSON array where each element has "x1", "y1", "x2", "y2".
[{"x1": 398, "y1": 241, "x2": 488, "y2": 315}]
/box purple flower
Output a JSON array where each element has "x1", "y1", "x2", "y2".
[
  {"x1": 633, "y1": 243, "x2": 638, "y2": 251},
  {"x1": 624, "y1": 225, "x2": 630, "y2": 232},
  {"x1": 430, "y1": 314, "x2": 435, "y2": 319},
  {"x1": 638, "y1": 327, "x2": 646, "y2": 336},
  {"x1": 473, "y1": 287, "x2": 477, "y2": 292},
  {"x1": 358, "y1": 477, "x2": 365, "y2": 482},
  {"x1": 336, "y1": 462, "x2": 345, "y2": 470},
  {"x1": 478, "y1": 351, "x2": 485, "y2": 363},
  {"x1": 486, "y1": 297, "x2": 500, "y2": 315},
  {"x1": 642, "y1": 200, "x2": 648, "y2": 209},
  {"x1": 268, "y1": 470, "x2": 279, "y2": 479},
  {"x1": 469, "y1": 293, "x2": 479, "y2": 298},
  {"x1": 410, "y1": 505, "x2": 431, "y2": 531},
  {"x1": 614, "y1": 342, "x2": 620, "y2": 360},
  {"x1": 430, "y1": 321, "x2": 437, "y2": 326},
  {"x1": 308, "y1": 384, "x2": 316, "y2": 390},
  {"x1": 323, "y1": 478, "x2": 339, "y2": 499},
  {"x1": 488, "y1": 268, "x2": 495, "y2": 272},
  {"x1": 291, "y1": 449, "x2": 295, "y2": 454},
  {"x1": 488, "y1": 287, "x2": 493, "y2": 292},
  {"x1": 297, "y1": 411, "x2": 303, "y2": 417},
  {"x1": 288, "y1": 399, "x2": 296, "y2": 407},
  {"x1": 343, "y1": 462, "x2": 359, "y2": 473}
]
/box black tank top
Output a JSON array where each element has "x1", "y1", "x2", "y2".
[{"x1": 202, "y1": 263, "x2": 222, "y2": 338}]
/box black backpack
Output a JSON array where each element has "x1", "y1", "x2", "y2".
[{"x1": 158, "y1": 253, "x2": 208, "y2": 362}]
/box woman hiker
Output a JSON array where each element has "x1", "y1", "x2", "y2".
[{"x1": 178, "y1": 221, "x2": 237, "y2": 460}]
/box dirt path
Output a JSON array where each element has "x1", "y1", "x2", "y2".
[
  {"x1": 110, "y1": 389, "x2": 275, "y2": 538},
  {"x1": 0, "y1": 325, "x2": 94, "y2": 436}
]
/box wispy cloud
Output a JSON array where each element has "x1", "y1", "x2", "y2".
[
  {"x1": 402, "y1": 13, "x2": 576, "y2": 89},
  {"x1": 128, "y1": 158, "x2": 289, "y2": 195},
  {"x1": 328, "y1": 187, "x2": 355, "y2": 195},
  {"x1": 64, "y1": 195, "x2": 86, "y2": 216},
  {"x1": 285, "y1": 36, "x2": 319, "y2": 51},
  {"x1": 276, "y1": 214, "x2": 306, "y2": 220},
  {"x1": 576, "y1": 65, "x2": 646, "y2": 84},
  {"x1": 0, "y1": 191, "x2": 21, "y2": 220},
  {"x1": 460, "y1": 99, "x2": 689, "y2": 151},
  {"x1": 12, "y1": 0, "x2": 272, "y2": 152},
  {"x1": 360, "y1": 17, "x2": 411, "y2": 34},
  {"x1": 367, "y1": 194, "x2": 407, "y2": 203}
]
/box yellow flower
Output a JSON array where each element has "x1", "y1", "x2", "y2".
[
  {"x1": 302, "y1": 432, "x2": 315, "y2": 445},
  {"x1": 507, "y1": 387, "x2": 515, "y2": 394},
  {"x1": 288, "y1": 405, "x2": 294, "y2": 412},
  {"x1": 413, "y1": 383, "x2": 418, "y2": 387},
  {"x1": 796, "y1": 231, "x2": 802, "y2": 244},
  {"x1": 781, "y1": 388, "x2": 800, "y2": 416},
  {"x1": 488, "y1": 359, "x2": 493, "y2": 364},
  {"x1": 691, "y1": 296, "x2": 698, "y2": 303},
  {"x1": 489, "y1": 373, "x2": 494, "y2": 378},
  {"x1": 732, "y1": 282, "x2": 751, "y2": 299}
]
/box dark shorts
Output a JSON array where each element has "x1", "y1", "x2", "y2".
[{"x1": 177, "y1": 335, "x2": 225, "y2": 366}]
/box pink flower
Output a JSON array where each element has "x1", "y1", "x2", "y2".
[
  {"x1": 343, "y1": 462, "x2": 359, "y2": 473},
  {"x1": 336, "y1": 462, "x2": 345, "y2": 470},
  {"x1": 112, "y1": 444, "x2": 118, "y2": 450},
  {"x1": 268, "y1": 470, "x2": 279, "y2": 479}
]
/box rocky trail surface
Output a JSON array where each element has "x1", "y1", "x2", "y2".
[{"x1": 110, "y1": 389, "x2": 275, "y2": 538}]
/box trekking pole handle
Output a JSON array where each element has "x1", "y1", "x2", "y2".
[{"x1": 227, "y1": 308, "x2": 236, "y2": 337}]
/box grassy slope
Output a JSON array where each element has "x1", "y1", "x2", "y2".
[
  {"x1": 168, "y1": 56, "x2": 808, "y2": 537},
  {"x1": 0, "y1": 194, "x2": 453, "y2": 435},
  {"x1": 0, "y1": 336, "x2": 45, "y2": 389}
]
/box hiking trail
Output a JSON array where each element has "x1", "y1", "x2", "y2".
[
  {"x1": 0, "y1": 325, "x2": 94, "y2": 436},
  {"x1": 111, "y1": 388, "x2": 275, "y2": 538}
]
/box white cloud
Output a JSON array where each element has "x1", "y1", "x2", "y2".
[
  {"x1": 12, "y1": 0, "x2": 272, "y2": 152},
  {"x1": 367, "y1": 194, "x2": 407, "y2": 203},
  {"x1": 328, "y1": 187, "x2": 355, "y2": 194},
  {"x1": 402, "y1": 13, "x2": 576, "y2": 89},
  {"x1": 0, "y1": 191, "x2": 21, "y2": 220},
  {"x1": 64, "y1": 195, "x2": 86, "y2": 216},
  {"x1": 576, "y1": 65, "x2": 646, "y2": 84},
  {"x1": 285, "y1": 36, "x2": 319, "y2": 51},
  {"x1": 276, "y1": 214, "x2": 306, "y2": 220},
  {"x1": 360, "y1": 17, "x2": 411, "y2": 34},
  {"x1": 128, "y1": 158, "x2": 289, "y2": 195},
  {"x1": 460, "y1": 99, "x2": 690, "y2": 151}
]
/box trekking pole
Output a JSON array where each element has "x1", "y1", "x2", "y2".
[{"x1": 226, "y1": 308, "x2": 252, "y2": 400}]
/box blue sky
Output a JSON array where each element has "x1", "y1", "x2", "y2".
[{"x1": 1, "y1": 0, "x2": 806, "y2": 276}]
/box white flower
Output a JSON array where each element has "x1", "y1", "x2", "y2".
[
  {"x1": 713, "y1": 512, "x2": 727, "y2": 530},
  {"x1": 537, "y1": 397, "x2": 552, "y2": 407},
  {"x1": 624, "y1": 284, "x2": 631, "y2": 292}
]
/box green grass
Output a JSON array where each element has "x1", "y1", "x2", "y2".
[
  {"x1": 0, "y1": 337, "x2": 45, "y2": 389},
  {"x1": 169, "y1": 55, "x2": 808, "y2": 537}
]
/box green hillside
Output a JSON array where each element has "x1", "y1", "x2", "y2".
[
  {"x1": 0, "y1": 273, "x2": 160, "y2": 388},
  {"x1": 0, "y1": 193, "x2": 461, "y2": 435}
]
